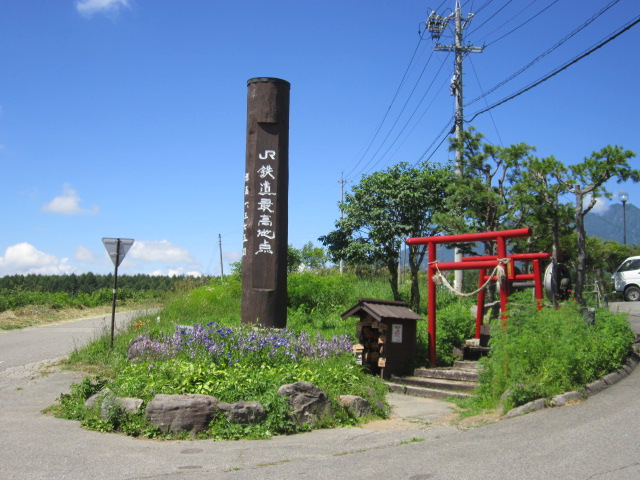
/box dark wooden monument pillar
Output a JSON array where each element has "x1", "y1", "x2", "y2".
[{"x1": 241, "y1": 77, "x2": 290, "y2": 328}]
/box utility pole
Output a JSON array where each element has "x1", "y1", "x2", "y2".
[
  {"x1": 218, "y1": 233, "x2": 224, "y2": 281},
  {"x1": 338, "y1": 173, "x2": 349, "y2": 274},
  {"x1": 426, "y1": 0, "x2": 483, "y2": 290}
]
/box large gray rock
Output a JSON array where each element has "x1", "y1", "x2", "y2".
[
  {"x1": 146, "y1": 394, "x2": 220, "y2": 435},
  {"x1": 337, "y1": 395, "x2": 371, "y2": 417},
  {"x1": 550, "y1": 391, "x2": 582, "y2": 407},
  {"x1": 277, "y1": 381, "x2": 332, "y2": 426},
  {"x1": 505, "y1": 398, "x2": 547, "y2": 418},
  {"x1": 84, "y1": 387, "x2": 114, "y2": 408},
  {"x1": 100, "y1": 396, "x2": 144, "y2": 420},
  {"x1": 219, "y1": 400, "x2": 266, "y2": 424}
]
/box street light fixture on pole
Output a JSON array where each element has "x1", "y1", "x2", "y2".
[{"x1": 620, "y1": 192, "x2": 629, "y2": 245}]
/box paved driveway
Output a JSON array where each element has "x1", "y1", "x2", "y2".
[{"x1": 0, "y1": 303, "x2": 639, "y2": 479}]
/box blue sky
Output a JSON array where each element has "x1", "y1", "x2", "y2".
[{"x1": 1, "y1": 0, "x2": 639, "y2": 277}]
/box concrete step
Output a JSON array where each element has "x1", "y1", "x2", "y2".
[
  {"x1": 453, "y1": 360, "x2": 481, "y2": 370},
  {"x1": 413, "y1": 367, "x2": 479, "y2": 383},
  {"x1": 386, "y1": 381, "x2": 473, "y2": 400},
  {"x1": 392, "y1": 375, "x2": 478, "y2": 393},
  {"x1": 385, "y1": 360, "x2": 481, "y2": 400}
]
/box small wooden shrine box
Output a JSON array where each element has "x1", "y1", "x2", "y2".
[{"x1": 342, "y1": 298, "x2": 421, "y2": 379}]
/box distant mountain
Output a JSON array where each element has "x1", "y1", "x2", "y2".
[{"x1": 585, "y1": 203, "x2": 640, "y2": 245}]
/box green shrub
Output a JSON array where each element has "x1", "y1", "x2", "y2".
[
  {"x1": 435, "y1": 299, "x2": 475, "y2": 366},
  {"x1": 60, "y1": 272, "x2": 392, "y2": 439},
  {"x1": 287, "y1": 272, "x2": 357, "y2": 313},
  {"x1": 475, "y1": 294, "x2": 634, "y2": 411},
  {"x1": 60, "y1": 351, "x2": 388, "y2": 438},
  {"x1": 53, "y1": 376, "x2": 107, "y2": 421}
]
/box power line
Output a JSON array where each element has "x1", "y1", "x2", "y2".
[
  {"x1": 466, "y1": 14, "x2": 640, "y2": 122},
  {"x1": 353, "y1": 49, "x2": 438, "y2": 176},
  {"x1": 465, "y1": 0, "x2": 624, "y2": 108},
  {"x1": 484, "y1": 0, "x2": 560, "y2": 48},
  {"x1": 469, "y1": 56, "x2": 503, "y2": 146},
  {"x1": 474, "y1": 0, "x2": 498, "y2": 15},
  {"x1": 345, "y1": 0, "x2": 484, "y2": 180},
  {"x1": 358, "y1": 55, "x2": 452, "y2": 176},
  {"x1": 379, "y1": 68, "x2": 453, "y2": 168},
  {"x1": 467, "y1": 0, "x2": 514, "y2": 36},
  {"x1": 478, "y1": 0, "x2": 538, "y2": 41},
  {"x1": 344, "y1": 32, "x2": 428, "y2": 179},
  {"x1": 414, "y1": 115, "x2": 455, "y2": 164}
]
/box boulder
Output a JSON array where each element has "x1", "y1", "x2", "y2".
[
  {"x1": 219, "y1": 400, "x2": 266, "y2": 424},
  {"x1": 146, "y1": 394, "x2": 220, "y2": 435},
  {"x1": 337, "y1": 395, "x2": 371, "y2": 417},
  {"x1": 84, "y1": 387, "x2": 114, "y2": 408},
  {"x1": 277, "y1": 381, "x2": 332, "y2": 426},
  {"x1": 550, "y1": 391, "x2": 582, "y2": 407},
  {"x1": 100, "y1": 396, "x2": 144, "y2": 420},
  {"x1": 505, "y1": 398, "x2": 547, "y2": 418}
]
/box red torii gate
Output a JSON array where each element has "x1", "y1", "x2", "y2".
[
  {"x1": 464, "y1": 251, "x2": 551, "y2": 338},
  {"x1": 406, "y1": 227, "x2": 549, "y2": 367}
]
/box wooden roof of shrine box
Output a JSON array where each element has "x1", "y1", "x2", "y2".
[
  {"x1": 340, "y1": 298, "x2": 423, "y2": 323},
  {"x1": 342, "y1": 298, "x2": 422, "y2": 379}
]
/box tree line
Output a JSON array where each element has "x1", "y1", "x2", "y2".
[
  {"x1": 320, "y1": 128, "x2": 640, "y2": 310},
  {"x1": 0, "y1": 273, "x2": 194, "y2": 294}
]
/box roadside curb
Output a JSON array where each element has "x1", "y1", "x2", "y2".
[{"x1": 505, "y1": 346, "x2": 640, "y2": 419}]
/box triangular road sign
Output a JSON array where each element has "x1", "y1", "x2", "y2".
[{"x1": 102, "y1": 238, "x2": 135, "y2": 267}]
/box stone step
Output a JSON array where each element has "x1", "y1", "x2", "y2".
[
  {"x1": 453, "y1": 360, "x2": 481, "y2": 370},
  {"x1": 391, "y1": 375, "x2": 478, "y2": 393},
  {"x1": 385, "y1": 381, "x2": 472, "y2": 400},
  {"x1": 385, "y1": 360, "x2": 481, "y2": 400},
  {"x1": 413, "y1": 367, "x2": 479, "y2": 383}
]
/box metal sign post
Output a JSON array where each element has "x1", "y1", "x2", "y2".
[{"x1": 102, "y1": 237, "x2": 134, "y2": 348}]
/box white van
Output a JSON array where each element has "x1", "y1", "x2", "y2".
[{"x1": 611, "y1": 256, "x2": 640, "y2": 301}]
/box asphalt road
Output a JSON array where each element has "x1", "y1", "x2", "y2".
[
  {"x1": 1, "y1": 302, "x2": 639, "y2": 479},
  {"x1": 0, "y1": 310, "x2": 157, "y2": 373}
]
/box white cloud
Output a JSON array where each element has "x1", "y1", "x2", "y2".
[
  {"x1": 42, "y1": 184, "x2": 99, "y2": 215},
  {"x1": 150, "y1": 268, "x2": 202, "y2": 278},
  {"x1": 128, "y1": 241, "x2": 203, "y2": 276},
  {"x1": 224, "y1": 250, "x2": 242, "y2": 263},
  {"x1": 129, "y1": 240, "x2": 194, "y2": 264},
  {"x1": 586, "y1": 194, "x2": 609, "y2": 215},
  {"x1": 0, "y1": 243, "x2": 74, "y2": 276},
  {"x1": 76, "y1": 0, "x2": 131, "y2": 17},
  {"x1": 75, "y1": 245, "x2": 101, "y2": 263}
]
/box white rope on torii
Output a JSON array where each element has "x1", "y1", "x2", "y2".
[{"x1": 430, "y1": 258, "x2": 511, "y2": 298}]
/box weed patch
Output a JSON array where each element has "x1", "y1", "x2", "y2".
[
  {"x1": 465, "y1": 294, "x2": 634, "y2": 413},
  {"x1": 54, "y1": 275, "x2": 392, "y2": 439}
]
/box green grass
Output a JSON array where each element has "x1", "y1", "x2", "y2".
[
  {"x1": 464, "y1": 293, "x2": 635, "y2": 413},
  {"x1": 58, "y1": 273, "x2": 396, "y2": 439},
  {"x1": 56, "y1": 271, "x2": 635, "y2": 434},
  {"x1": 400, "y1": 437, "x2": 425, "y2": 445}
]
